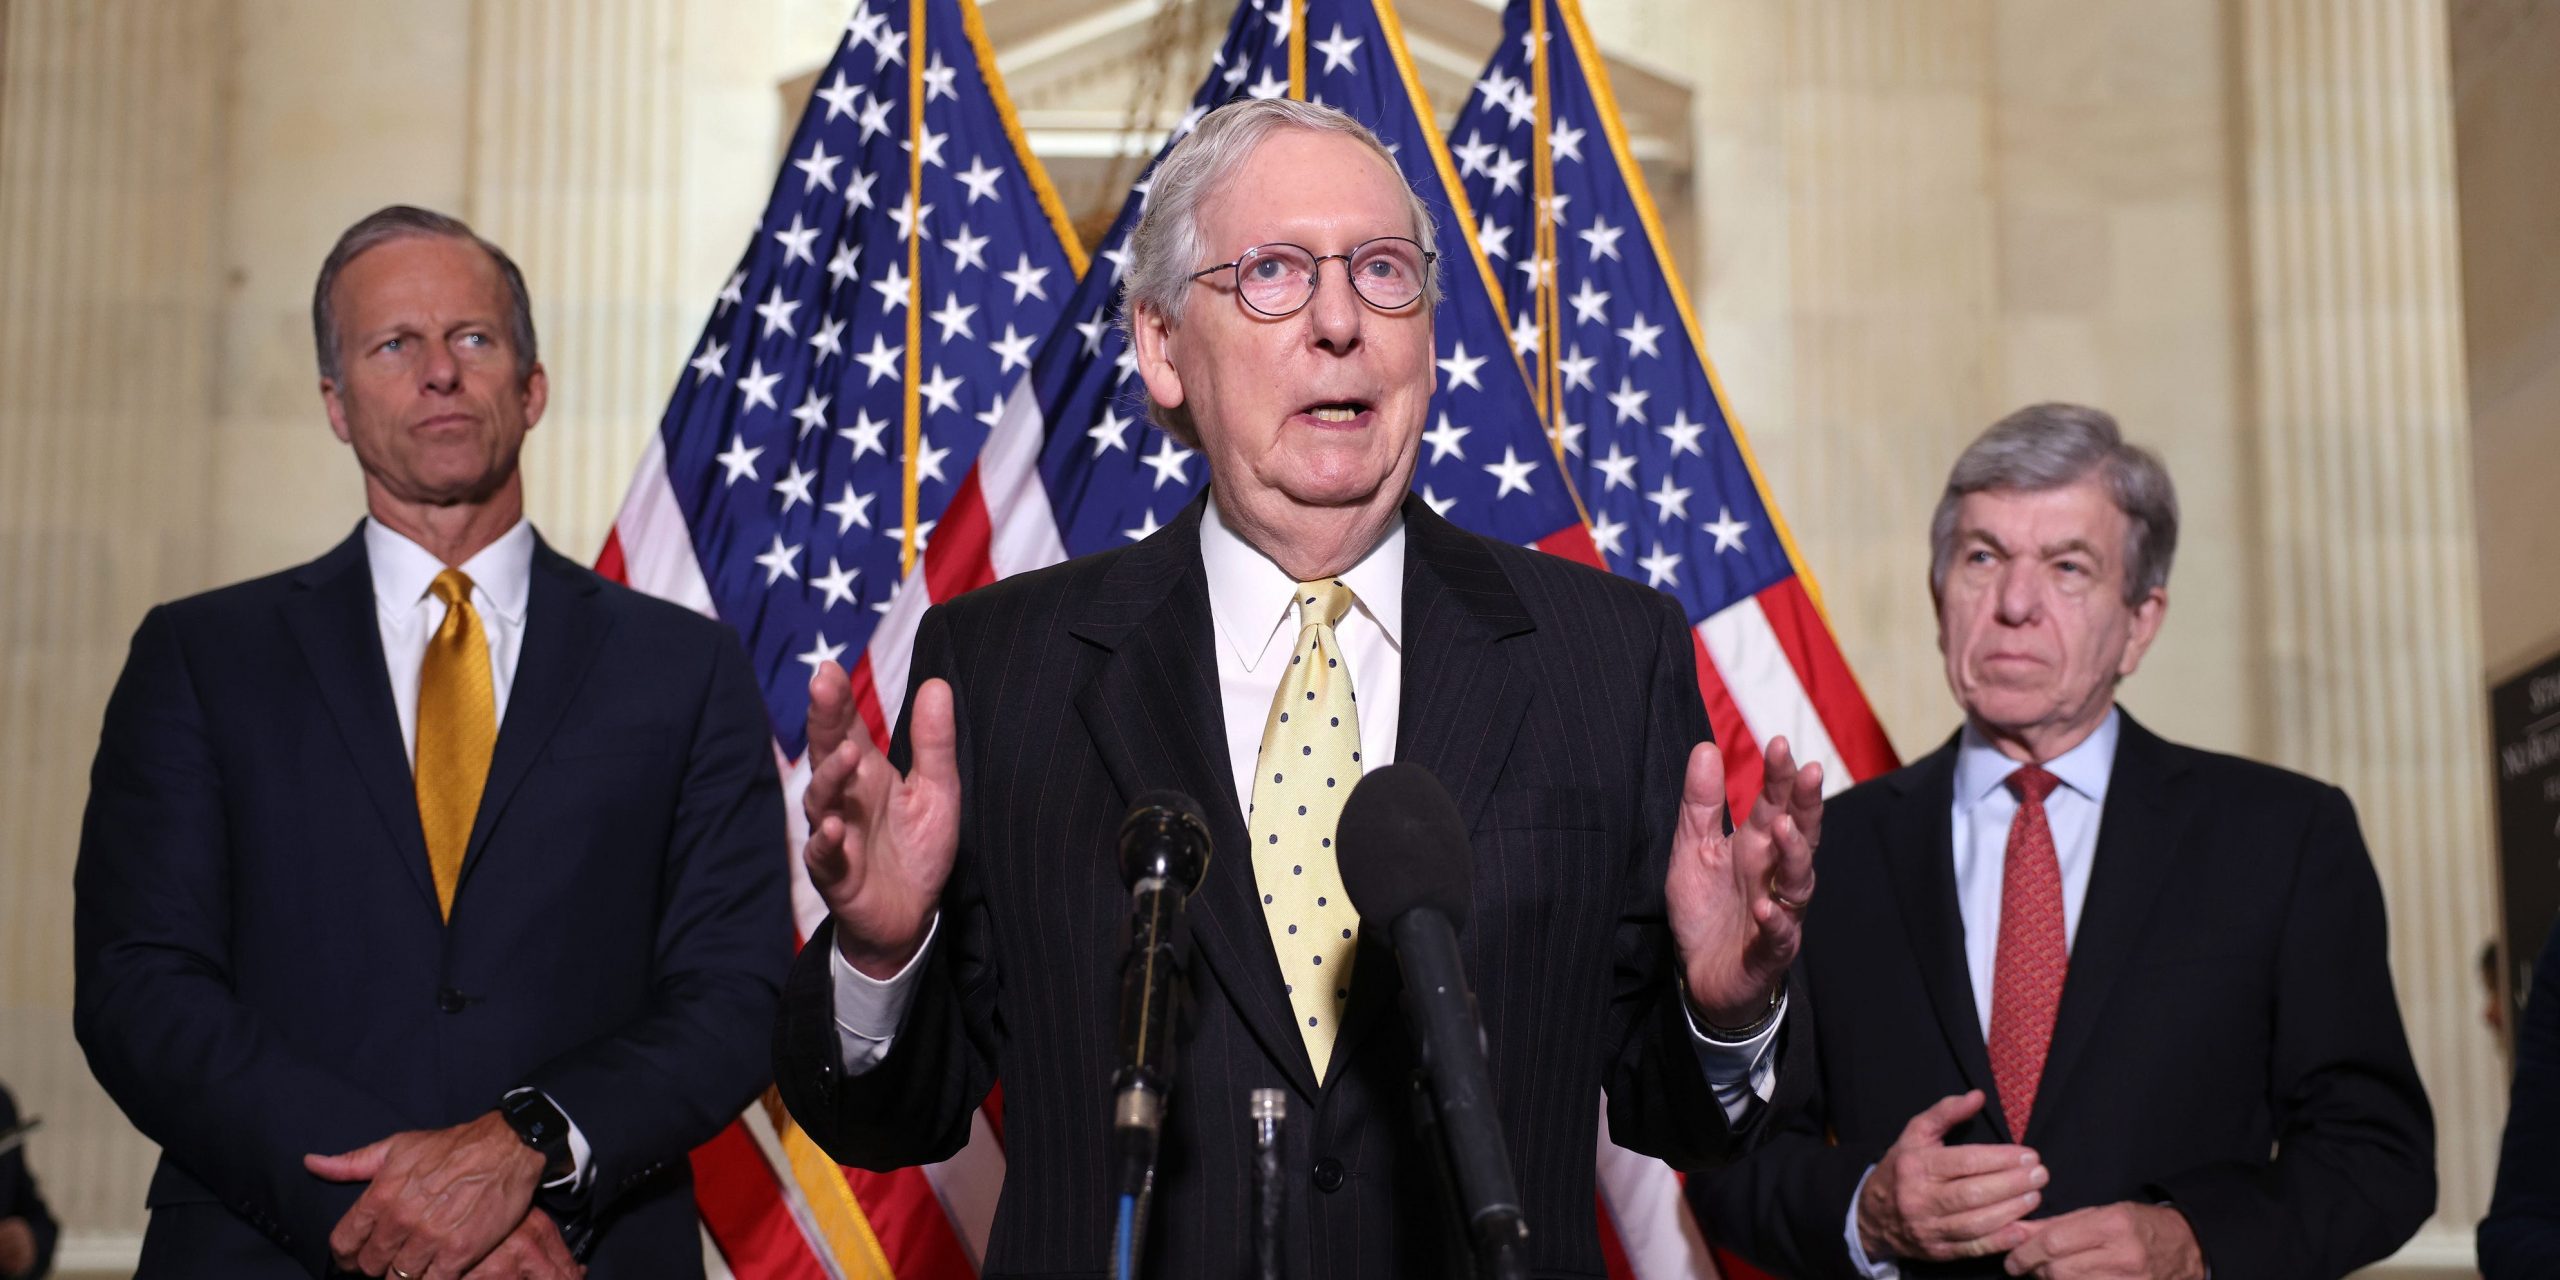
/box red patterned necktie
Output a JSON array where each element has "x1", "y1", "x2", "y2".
[{"x1": 1986, "y1": 764, "x2": 2065, "y2": 1136}]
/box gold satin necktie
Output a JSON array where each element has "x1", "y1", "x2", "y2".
[
  {"x1": 1249, "y1": 579, "x2": 1366, "y2": 1081},
  {"x1": 415, "y1": 567, "x2": 496, "y2": 921}
]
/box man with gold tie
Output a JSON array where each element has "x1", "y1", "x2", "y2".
[
  {"x1": 73, "y1": 207, "x2": 790, "y2": 1279},
  {"x1": 770, "y1": 98, "x2": 1823, "y2": 1277}
]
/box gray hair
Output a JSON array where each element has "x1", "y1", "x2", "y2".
[
  {"x1": 312, "y1": 205, "x2": 538, "y2": 383},
  {"x1": 1119, "y1": 100, "x2": 1440, "y2": 440},
  {"x1": 1928, "y1": 402, "x2": 2179, "y2": 607}
]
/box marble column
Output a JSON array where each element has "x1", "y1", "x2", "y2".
[
  {"x1": 467, "y1": 0, "x2": 694, "y2": 562},
  {"x1": 2241, "y1": 0, "x2": 2501, "y2": 1248},
  {"x1": 0, "y1": 0, "x2": 234, "y2": 1242}
]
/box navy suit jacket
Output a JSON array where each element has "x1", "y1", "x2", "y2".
[
  {"x1": 2481, "y1": 922, "x2": 2560, "y2": 1276},
  {"x1": 1690, "y1": 714, "x2": 2434, "y2": 1279},
  {"x1": 774, "y1": 497, "x2": 1760, "y2": 1278},
  {"x1": 74, "y1": 527, "x2": 791, "y2": 1277}
]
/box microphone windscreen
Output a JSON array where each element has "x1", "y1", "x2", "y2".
[
  {"x1": 1130, "y1": 789, "x2": 1209, "y2": 829},
  {"x1": 1120, "y1": 790, "x2": 1212, "y2": 892},
  {"x1": 1335, "y1": 763, "x2": 1471, "y2": 932}
]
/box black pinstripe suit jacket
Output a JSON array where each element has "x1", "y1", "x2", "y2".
[{"x1": 775, "y1": 495, "x2": 1757, "y2": 1278}]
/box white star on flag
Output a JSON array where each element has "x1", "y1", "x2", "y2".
[
  {"x1": 1703, "y1": 506, "x2": 1752, "y2": 553},
  {"x1": 795, "y1": 632, "x2": 848, "y2": 675},
  {"x1": 715, "y1": 434, "x2": 763, "y2": 486},
  {"x1": 1483, "y1": 446, "x2": 1539, "y2": 498},
  {"x1": 754, "y1": 533, "x2": 802, "y2": 585},
  {"x1": 810, "y1": 558, "x2": 861, "y2": 611},
  {"x1": 774, "y1": 460, "x2": 817, "y2": 511},
  {"x1": 823, "y1": 484, "x2": 873, "y2": 534},
  {"x1": 1142, "y1": 436, "x2": 1194, "y2": 489}
]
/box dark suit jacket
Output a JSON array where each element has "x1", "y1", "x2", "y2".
[
  {"x1": 0, "y1": 1085, "x2": 56, "y2": 1280},
  {"x1": 2481, "y1": 921, "x2": 2560, "y2": 1276},
  {"x1": 775, "y1": 497, "x2": 1755, "y2": 1278},
  {"x1": 74, "y1": 527, "x2": 791, "y2": 1277},
  {"x1": 1690, "y1": 713, "x2": 2434, "y2": 1279}
]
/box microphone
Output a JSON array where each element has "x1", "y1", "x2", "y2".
[
  {"x1": 1337, "y1": 764, "x2": 1528, "y2": 1279},
  {"x1": 1110, "y1": 790, "x2": 1212, "y2": 1280}
]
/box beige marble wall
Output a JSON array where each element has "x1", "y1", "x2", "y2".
[
  {"x1": 2240, "y1": 0, "x2": 2500, "y2": 1243},
  {"x1": 2452, "y1": 0, "x2": 2560, "y2": 682},
  {"x1": 0, "y1": 0, "x2": 2518, "y2": 1267},
  {"x1": 0, "y1": 0, "x2": 234, "y2": 1238}
]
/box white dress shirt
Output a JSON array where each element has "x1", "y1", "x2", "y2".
[
  {"x1": 1845, "y1": 709, "x2": 2121, "y2": 1277},
  {"x1": 366, "y1": 517, "x2": 534, "y2": 763},
  {"x1": 830, "y1": 495, "x2": 1779, "y2": 1122},
  {"x1": 364, "y1": 516, "x2": 589, "y2": 1189}
]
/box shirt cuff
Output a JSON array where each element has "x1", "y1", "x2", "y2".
[
  {"x1": 1682, "y1": 987, "x2": 1785, "y2": 1125},
  {"x1": 537, "y1": 1090, "x2": 593, "y2": 1194},
  {"x1": 829, "y1": 914, "x2": 940, "y2": 1075},
  {"x1": 1844, "y1": 1164, "x2": 1902, "y2": 1278}
]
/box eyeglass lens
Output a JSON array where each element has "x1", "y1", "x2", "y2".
[{"x1": 1231, "y1": 239, "x2": 1428, "y2": 315}]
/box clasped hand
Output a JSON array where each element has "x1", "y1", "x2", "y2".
[{"x1": 304, "y1": 1111, "x2": 581, "y2": 1278}]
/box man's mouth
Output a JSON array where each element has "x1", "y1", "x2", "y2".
[{"x1": 1298, "y1": 400, "x2": 1371, "y2": 425}]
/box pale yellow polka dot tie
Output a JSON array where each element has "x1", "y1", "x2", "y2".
[
  {"x1": 1249, "y1": 578, "x2": 1365, "y2": 1082},
  {"x1": 415, "y1": 568, "x2": 496, "y2": 922}
]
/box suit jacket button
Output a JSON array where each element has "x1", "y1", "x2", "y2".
[
  {"x1": 437, "y1": 987, "x2": 467, "y2": 1013},
  {"x1": 1312, "y1": 1157, "x2": 1345, "y2": 1193}
]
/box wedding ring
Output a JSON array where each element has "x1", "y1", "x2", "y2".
[{"x1": 1769, "y1": 887, "x2": 1809, "y2": 912}]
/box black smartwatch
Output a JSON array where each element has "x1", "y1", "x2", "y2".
[{"x1": 498, "y1": 1087, "x2": 576, "y2": 1184}]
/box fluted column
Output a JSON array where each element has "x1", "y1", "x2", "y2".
[
  {"x1": 0, "y1": 0, "x2": 234, "y2": 1242},
  {"x1": 2241, "y1": 0, "x2": 2499, "y2": 1248},
  {"x1": 1761, "y1": 0, "x2": 2005, "y2": 752},
  {"x1": 467, "y1": 0, "x2": 693, "y2": 563}
]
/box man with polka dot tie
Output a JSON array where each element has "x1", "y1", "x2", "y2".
[
  {"x1": 1689, "y1": 405, "x2": 2434, "y2": 1280},
  {"x1": 779, "y1": 100, "x2": 1822, "y2": 1277}
]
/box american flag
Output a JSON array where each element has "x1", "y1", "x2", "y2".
[
  {"x1": 1003, "y1": 0, "x2": 1599, "y2": 598},
  {"x1": 1449, "y1": 1, "x2": 1897, "y2": 1276},
  {"x1": 600, "y1": 0, "x2": 1074, "y2": 1273},
  {"x1": 601, "y1": 0, "x2": 1897, "y2": 1274}
]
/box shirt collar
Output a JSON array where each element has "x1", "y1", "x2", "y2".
[
  {"x1": 365, "y1": 516, "x2": 536, "y2": 625},
  {"x1": 1199, "y1": 492, "x2": 1405, "y2": 671},
  {"x1": 1952, "y1": 706, "x2": 2120, "y2": 812}
]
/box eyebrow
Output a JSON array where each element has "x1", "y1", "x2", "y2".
[{"x1": 1959, "y1": 529, "x2": 2107, "y2": 563}]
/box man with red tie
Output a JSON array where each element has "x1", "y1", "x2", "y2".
[{"x1": 1691, "y1": 403, "x2": 2435, "y2": 1279}]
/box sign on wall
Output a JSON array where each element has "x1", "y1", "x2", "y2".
[{"x1": 2493, "y1": 647, "x2": 2560, "y2": 1045}]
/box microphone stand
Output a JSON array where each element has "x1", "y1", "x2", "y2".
[{"x1": 1250, "y1": 1089, "x2": 1286, "y2": 1280}]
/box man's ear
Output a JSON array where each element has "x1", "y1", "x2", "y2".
[
  {"x1": 321, "y1": 378, "x2": 353, "y2": 446},
  {"x1": 2117, "y1": 586, "x2": 2169, "y2": 679},
  {"x1": 520, "y1": 362, "x2": 549, "y2": 431},
  {"x1": 1129, "y1": 301, "x2": 1185, "y2": 416}
]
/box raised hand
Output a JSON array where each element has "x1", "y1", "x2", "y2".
[
  {"x1": 803, "y1": 663, "x2": 962, "y2": 977},
  {"x1": 303, "y1": 1111, "x2": 544, "y2": 1278},
  {"x1": 1666, "y1": 735, "x2": 1823, "y2": 1027},
  {"x1": 1857, "y1": 1091, "x2": 2046, "y2": 1263}
]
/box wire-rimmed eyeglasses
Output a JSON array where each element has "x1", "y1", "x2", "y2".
[{"x1": 1186, "y1": 237, "x2": 1437, "y2": 318}]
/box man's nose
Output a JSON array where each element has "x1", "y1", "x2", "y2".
[
  {"x1": 1994, "y1": 562, "x2": 2042, "y2": 624},
  {"x1": 1306, "y1": 258, "x2": 1365, "y2": 352},
  {"x1": 421, "y1": 342, "x2": 462, "y2": 391}
]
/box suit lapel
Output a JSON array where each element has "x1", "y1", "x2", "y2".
[
  {"x1": 1323, "y1": 500, "x2": 1536, "y2": 1086},
  {"x1": 280, "y1": 527, "x2": 438, "y2": 912},
  {"x1": 2030, "y1": 713, "x2": 2190, "y2": 1139},
  {"x1": 1879, "y1": 736, "x2": 2012, "y2": 1138},
  {"x1": 1069, "y1": 502, "x2": 1319, "y2": 1096},
  {"x1": 458, "y1": 537, "x2": 612, "y2": 888}
]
